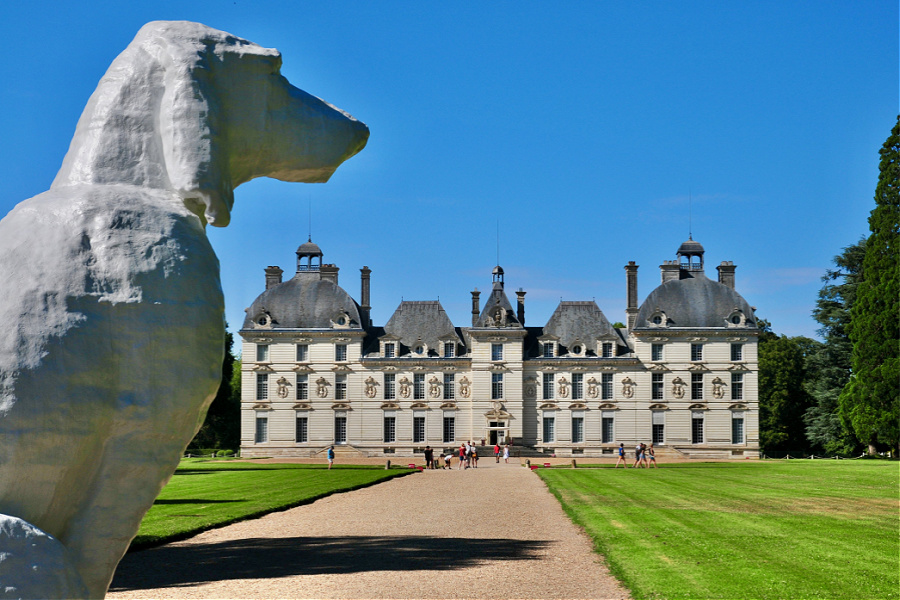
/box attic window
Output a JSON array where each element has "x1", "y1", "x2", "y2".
[
  {"x1": 571, "y1": 344, "x2": 583, "y2": 356},
  {"x1": 444, "y1": 342, "x2": 455, "y2": 358},
  {"x1": 649, "y1": 311, "x2": 668, "y2": 327},
  {"x1": 384, "y1": 342, "x2": 395, "y2": 358},
  {"x1": 542, "y1": 342, "x2": 555, "y2": 358}
]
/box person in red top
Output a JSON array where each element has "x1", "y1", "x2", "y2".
[
  {"x1": 494, "y1": 443, "x2": 501, "y2": 463},
  {"x1": 458, "y1": 444, "x2": 467, "y2": 470}
]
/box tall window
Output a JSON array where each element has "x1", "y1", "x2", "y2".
[
  {"x1": 542, "y1": 414, "x2": 555, "y2": 443},
  {"x1": 384, "y1": 342, "x2": 395, "y2": 358},
  {"x1": 651, "y1": 343, "x2": 664, "y2": 362},
  {"x1": 651, "y1": 411, "x2": 665, "y2": 444},
  {"x1": 335, "y1": 374, "x2": 347, "y2": 400},
  {"x1": 652, "y1": 373, "x2": 664, "y2": 400},
  {"x1": 334, "y1": 413, "x2": 347, "y2": 444},
  {"x1": 296, "y1": 344, "x2": 308, "y2": 362},
  {"x1": 443, "y1": 373, "x2": 455, "y2": 399},
  {"x1": 413, "y1": 414, "x2": 426, "y2": 443},
  {"x1": 296, "y1": 374, "x2": 308, "y2": 400},
  {"x1": 256, "y1": 373, "x2": 268, "y2": 400},
  {"x1": 691, "y1": 373, "x2": 703, "y2": 400},
  {"x1": 335, "y1": 344, "x2": 347, "y2": 362},
  {"x1": 602, "y1": 414, "x2": 614, "y2": 443},
  {"x1": 491, "y1": 343, "x2": 503, "y2": 361},
  {"x1": 255, "y1": 414, "x2": 268, "y2": 443},
  {"x1": 572, "y1": 373, "x2": 583, "y2": 400},
  {"x1": 731, "y1": 373, "x2": 744, "y2": 400},
  {"x1": 383, "y1": 412, "x2": 396, "y2": 443},
  {"x1": 413, "y1": 373, "x2": 425, "y2": 400},
  {"x1": 443, "y1": 342, "x2": 455, "y2": 358},
  {"x1": 691, "y1": 343, "x2": 703, "y2": 362},
  {"x1": 692, "y1": 411, "x2": 704, "y2": 444},
  {"x1": 543, "y1": 373, "x2": 555, "y2": 399},
  {"x1": 602, "y1": 342, "x2": 613, "y2": 358},
  {"x1": 731, "y1": 344, "x2": 743, "y2": 362},
  {"x1": 443, "y1": 415, "x2": 455, "y2": 443},
  {"x1": 601, "y1": 373, "x2": 613, "y2": 400},
  {"x1": 491, "y1": 373, "x2": 503, "y2": 399},
  {"x1": 256, "y1": 344, "x2": 269, "y2": 362},
  {"x1": 295, "y1": 414, "x2": 308, "y2": 442},
  {"x1": 732, "y1": 412, "x2": 745, "y2": 444},
  {"x1": 384, "y1": 373, "x2": 395, "y2": 400},
  {"x1": 571, "y1": 412, "x2": 584, "y2": 443},
  {"x1": 543, "y1": 342, "x2": 555, "y2": 358}
]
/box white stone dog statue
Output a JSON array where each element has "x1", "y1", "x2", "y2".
[{"x1": 0, "y1": 21, "x2": 368, "y2": 599}]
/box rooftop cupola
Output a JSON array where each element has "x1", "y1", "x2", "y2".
[
  {"x1": 677, "y1": 237, "x2": 705, "y2": 272},
  {"x1": 492, "y1": 265, "x2": 505, "y2": 288},
  {"x1": 296, "y1": 238, "x2": 323, "y2": 273}
]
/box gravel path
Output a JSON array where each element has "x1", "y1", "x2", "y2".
[{"x1": 107, "y1": 459, "x2": 630, "y2": 599}]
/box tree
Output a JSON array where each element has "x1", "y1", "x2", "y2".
[
  {"x1": 758, "y1": 330, "x2": 815, "y2": 454},
  {"x1": 189, "y1": 329, "x2": 240, "y2": 451},
  {"x1": 803, "y1": 240, "x2": 865, "y2": 454},
  {"x1": 840, "y1": 116, "x2": 900, "y2": 455}
]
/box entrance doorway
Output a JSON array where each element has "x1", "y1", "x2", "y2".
[
  {"x1": 488, "y1": 422, "x2": 506, "y2": 446},
  {"x1": 334, "y1": 414, "x2": 347, "y2": 444}
]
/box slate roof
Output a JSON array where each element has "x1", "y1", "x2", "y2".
[
  {"x1": 242, "y1": 273, "x2": 361, "y2": 329},
  {"x1": 383, "y1": 301, "x2": 461, "y2": 352},
  {"x1": 542, "y1": 301, "x2": 617, "y2": 347},
  {"x1": 474, "y1": 282, "x2": 522, "y2": 328},
  {"x1": 634, "y1": 271, "x2": 756, "y2": 329}
]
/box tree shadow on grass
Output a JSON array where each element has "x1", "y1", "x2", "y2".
[
  {"x1": 110, "y1": 535, "x2": 550, "y2": 591},
  {"x1": 153, "y1": 499, "x2": 243, "y2": 505}
]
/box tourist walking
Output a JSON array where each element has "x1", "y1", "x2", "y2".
[
  {"x1": 632, "y1": 443, "x2": 642, "y2": 468},
  {"x1": 648, "y1": 443, "x2": 659, "y2": 468},
  {"x1": 503, "y1": 444, "x2": 510, "y2": 463},
  {"x1": 459, "y1": 444, "x2": 467, "y2": 469},
  {"x1": 614, "y1": 443, "x2": 627, "y2": 468},
  {"x1": 424, "y1": 446, "x2": 434, "y2": 469},
  {"x1": 494, "y1": 443, "x2": 501, "y2": 463},
  {"x1": 327, "y1": 446, "x2": 335, "y2": 470},
  {"x1": 472, "y1": 447, "x2": 478, "y2": 468},
  {"x1": 640, "y1": 443, "x2": 649, "y2": 468}
]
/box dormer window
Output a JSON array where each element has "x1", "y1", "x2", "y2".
[
  {"x1": 414, "y1": 344, "x2": 425, "y2": 355},
  {"x1": 570, "y1": 342, "x2": 584, "y2": 356},
  {"x1": 727, "y1": 309, "x2": 749, "y2": 327},
  {"x1": 384, "y1": 342, "x2": 395, "y2": 358},
  {"x1": 443, "y1": 342, "x2": 456, "y2": 358},
  {"x1": 542, "y1": 342, "x2": 556, "y2": 358},
  {"x1": 649, "y1": 311, "x2": 668, "y2": 327},
  {"x1": 602, "y1": 342, "x2": 613, "y2": 358}
]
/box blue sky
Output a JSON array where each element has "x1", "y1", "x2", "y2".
[{"x1": 1, "y1": 1, "x2": 896, "y2": 347}]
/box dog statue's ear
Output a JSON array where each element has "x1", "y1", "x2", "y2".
[{"x1": 157, "y1": 32, "x2": 234, "y2": 227}]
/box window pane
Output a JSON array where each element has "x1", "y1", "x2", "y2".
[
  {"x1": 296, "y1": 344, "x2": 308, "y2": 362},
  {"x1": 255, "y1": 416, "x2": 268, "y2": 443},
  {"x1": 384, "y1": 374, "x2": 395, "y2": 399},
  {"x1": 572, "y1": 417, "x2": 584, "y2": 443},
  {"x1": 543, "y1": 373, "x2": 554, "y2": 399},
  {"x1": 651, "y1": 343, "x2": 663, "y2": 362},
  {"x1": 492, "y1": 373, "x2": 503, "y2": 399},
  {"x1": 443, "y1": 416, "x2": 455, "y2": 443},
  {"x1": 383, "y1": 416, "x2": 396, "y2": 443},
  {"x1": 384, "y1": 343, "x2": 395, "y2": 358},
  {"x1": 543, "y1": 417, "x2": 555, "y2": 442},
  {"x1": 601, "y1": 417, "x2": 614, "y2": 443},
  {"x1": 256, "y1": 344, "x2": 269, "y2": 362},
  {"x1": 652, "y1": 373, "x2": 664, "y2": 400},
  {"x1": 335, "y1": 344, "x2": 347, "y2": 362},
  {"x1": 691, "y1": 373, "x2": 703, "y2": 400},
  {"x1": 731, "y1": 344, "x2": 743, "y2": 362},
  {"x1": 492, "y1": 344, "x2": 503, "y2": 361},
  {"x1": 731, "y1": 373, "x2": 744, "y2": 400},
  {"x1": 256, "y1": 373, "x2": 268, "y2": 400},
  {"x1": 543, "y1": 343, "x2": 554, "y2": 358},
  {"x1": 297, "y1": 374, "x2": 308, "y2": 400},
  {"x1": 732, "y1": 416, "x2": 744, "y2": 444},
  {"x1": 413, "y1": 416, "x2": 426, "y2": 443},
  {"x1": 335, "y1": 416, "x2": 347, "y2": 443},
  {"x1": 443, "y1": 373, "x2": 455, "y2": 399},
  {"x1": 296, "y1": 416, "x2": 308, "y2": 442},
  {"x1": 652, "y1": 423, "x2": 664, "y2": 445},
  {"x1": 602, "y1": 342, "x2": 613, "y2": 358},
  {"x1": 335, "y1": 374, "x2": 347, "y2": 400},
  {"x1": 601, "y1": 373, "x2": 613, "y2": 400},
  {"x1": 692, "y1": 417, "x2": 704, "y2": 444},
  {"x1": 691, "y1": 343, "x2": 703, "y2": 361},
  {"x1": 444, "y1": 342, "x2": 455, "y2": 358}
]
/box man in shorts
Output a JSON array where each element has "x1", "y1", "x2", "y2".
[{"x1": 327, "y1": 446, "x2": 335, "y2": 470}]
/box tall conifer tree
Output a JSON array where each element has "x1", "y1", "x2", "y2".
[{"x1": 839, "y1": 116, "x2": 900, "y2": 454}]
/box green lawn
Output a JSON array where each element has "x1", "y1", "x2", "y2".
[
  {"x1": 130, "y1": 459, "x2": 413, "y2": 550},
  {"x1": 538, "y1": 461, "x2": 899, "y2": 600}
]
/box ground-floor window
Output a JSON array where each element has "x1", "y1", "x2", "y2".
[
  {"x1": 296, "y1": 414, "x2": 308, "y2": 443},
  {"x1": 692, "y1": 411, "x2": 704, "y2": 444},
  {"x1": 652, "y1": 410, "x2": 665, "y2": 445},
  {"x1": 383, "y1": 411, "x2": 396, "y2": 443},
  {"x1": 601, "y1": 414, "x2": 614, "y2": 444},
  {"x1": 443, "y1": 415, "x2": 455, "y2": 443},
  {"x1": 571, "y1": 412, "x2": 584, "y2": 443},
  {"x1": 543, "y1": 413, "x2": 556, "y2": 443},
  {"x1": 255, "y1": 414, "x2": 268, "y2": 443},
  {"x1": 334, "y1": 412, "x2": 347, "y2": 444},
  {"x1": 413, "y1": 414, "x2": 426, "y2": 443},
  {"x1": 732, "y1": 412, "x2": 745, "y2": 444}
]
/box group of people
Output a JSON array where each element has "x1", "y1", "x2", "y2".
[
  {"x1": 614, "y1": 442, "x2": 659, "y2": 468},
  {"x1": 421, "y1": 442, "x2": 511, "y2": 469}
]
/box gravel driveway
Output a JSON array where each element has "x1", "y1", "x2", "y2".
[{"x1": 107, "y1": 459, "x2": 630, "y2": 599}]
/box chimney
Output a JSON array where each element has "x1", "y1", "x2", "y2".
[
  {"x1": 660, "y1": 261, "x2": 680, "y2": 283},
  {"x1": 320, "y1": 264, "x2": 339, "y2": 285},
  {"x1": 360, "y1": 266, "x2": 371, "y2": 327},
  {"x1": 516, "y1": 289, "x2": 527, "y2": 325},
  {"x1": 717, "y1": 261, "x2": 736, "y2": 289},
  {"x1": 264, "y1": 266, "x2": 283, "y2": 290},
  {"x1": 624, "y1": 261, "x2": 638, "y2": 330},
  {"x1": 471, "y1": 289, "x2": 481, "y2": 327}
]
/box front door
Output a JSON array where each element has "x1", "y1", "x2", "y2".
[
  {"x1": 335, "y1": 415, "x2": 347, "y2": 444},
  {"x1": 489, "y1": 422, "x2": 506, "y2": 446}
]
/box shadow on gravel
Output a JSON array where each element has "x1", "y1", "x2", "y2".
[{"x1": 110, "y1": 535, "x2": 550, "y2": 591}]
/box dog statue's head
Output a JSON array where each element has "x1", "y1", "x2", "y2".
[{"x1": 52, "y1": 21, "x2": 369, "y2": 226}]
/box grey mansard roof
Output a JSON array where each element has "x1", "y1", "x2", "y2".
[
  {"x1": 242, "y1": 273, "x2": 362, "y2": 330},
  {"x1": 383, "y1": 301, "x2": 461, "y2": 351},
  {"x1": 475, "y1": 283, "x2": 522, "y2": 328},
  {"x1": 634, "y1": 271, "x2": 756, "y2": 329},
  {"x1": 542, "y1": 301, "x2": 617, "y2": 347}
]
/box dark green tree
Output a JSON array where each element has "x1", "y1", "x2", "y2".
[
  {"x1": 840, "y1": 116, "x2": 900, "y2": 455},
  {"x1": 758, "y1": 330, "x2": 815, "y2": 454},
  {"x1": 803, "y1": 240, "x2": 865, "y2": 454},
  {"x1": 189, "y1": 329, "x2": 240, "y2": 451}
]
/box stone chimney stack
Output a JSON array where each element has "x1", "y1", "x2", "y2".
[
  {"x1": 471, "y1": 289, "x2": 481, "y2": 327},
  {"x1": 717, "y1": 261, "x2": 736, "y2": 289},
  {"x1": 516, "y1": 289, "x2": 527, "y2": 325},
  {"x1": 660, "y1": 261, "x2": 680, "y2": 283},
  {"x1": 625, "y1": 261, "x2": 639, "y2": 330},
  {"x1": 360, "y1": 266, "x2": 372, "y2": 327},
  {"x1": 265, "y1": 266, "x2": 283, "y2": 290},
  {"x1": 320, "y1": 264, "x2": 339, "y2": 285}
]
